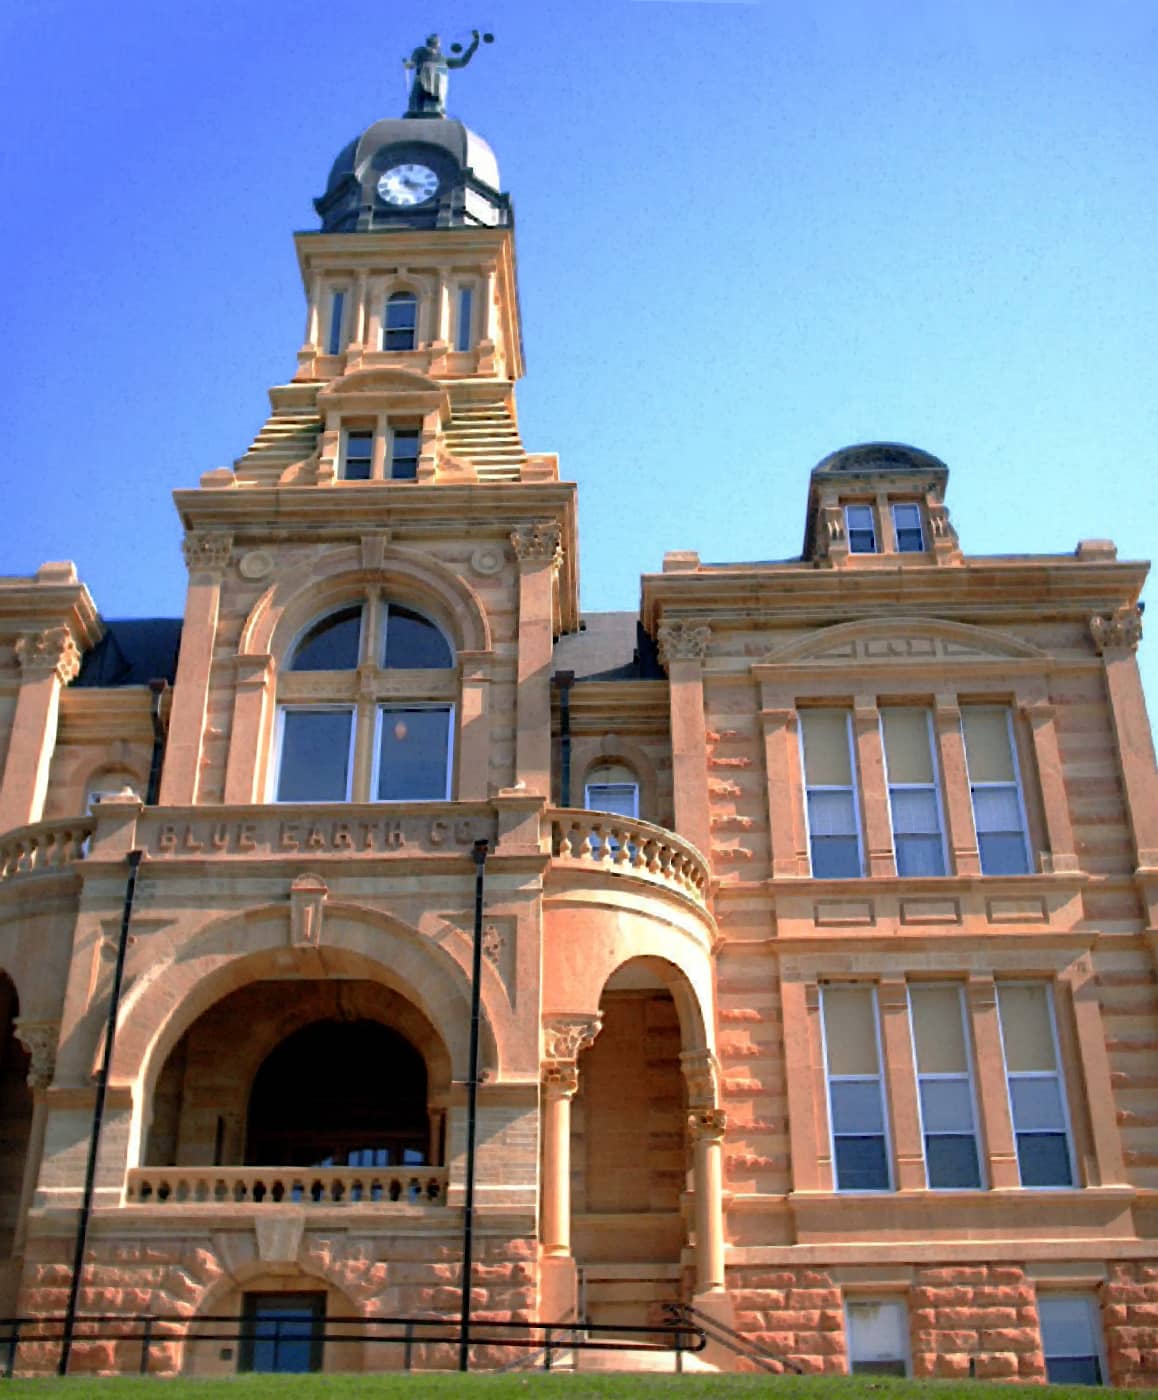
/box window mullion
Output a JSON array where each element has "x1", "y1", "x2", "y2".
[{"x1": 351, "y1": 697, "x2": 377, "y2": 802}]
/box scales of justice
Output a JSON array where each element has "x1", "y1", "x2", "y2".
[{"x1": 403, "y1": 29, "x2": 496, "y2": 118}]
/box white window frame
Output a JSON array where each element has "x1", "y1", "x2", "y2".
[
  {"x1": 326, "y1": 287, "x2": 347, "y2": 357},
  {"x1": 1037, "y1": 1294, "x2": 1106, "y2": 1386},
  {"x1": 880, "y1": 708, "x2": 949, "y2": 877},
  {"x1": 844, "y1": 1296, "x2": 910, "y2": 1376},
  {"x1": 844, "y1": 503, "x2": 878, "y2": 553},
  {"x1": 371, "y1": 703, "x2": 455, "y2": 803},
  {"x1": 270, "y1": 704, "x2": 357, "y2": 803},
  {"x1": 907, "y1": 983, "x2": 986, "y2": 1191},
  {"x1": 961, "y1": 706, "x2": 1033, "y2": 876},
  {"x1": 800, "y1": 710, "x2": 865, "y2": 879},
  {"x1": 995, "y1": 981, "x2": 1078, "y2": 1190},
  {"x1": 340, "y1": 426, "x2": 375, "y2": 482},
  {"x1": 819, "y1": 983, "x2": 894, "y2": 1193},
  {"x1": 891, "y1": 501, "x2": 925, "y2": 553}
]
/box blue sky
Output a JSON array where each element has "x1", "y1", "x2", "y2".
[{"x1": 2, "y1": 1, "x2": 1156, "y2": 706}]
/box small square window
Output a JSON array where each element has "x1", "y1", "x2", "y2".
[
  {"x1": 1039, "y1": 1296, "x2": 1104, "y2": 1385},
  {"x1": 342, "y1": 430, "x2": 373, "y2": 481},
  {"x1": 844, "y1": 504, "x2": 877, "y2": 553},
  {"x1": 389, "y1": 428, "x2": 421, "y2": 481},
  {"x1": 846, "y1": 1298, "x2": 909, "y2": 1376},
  {"x1": 892, "y1": 502, "x2": 925, "y2": 553},
  {"x1": 240, "y1": 1292, "x2": 325, "y2": 1374}
]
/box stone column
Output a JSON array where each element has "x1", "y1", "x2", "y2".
[
  {"x1": 877, "y1": 979, "x2": 924, "y2": 1190},
  {"x1": 658, "y1": 621, "x2": 712, "y2": 862},
  {"x1": 223, "y1": 654, "x2": 273, "y2": 803},
  {"x1": 688, "y1": 1108, "x2": 727, "y2": 1294},
  {"x1": 12, "y1": 1020, "x2": 58, "y2": 1255},
  {"x1": 934, "y1": 694, "x2": 981, "y2": 875},
  {"x1": 1022, "y1": 699, "x2": 1079, "y2": 872},
  {"x1": 1059, "y1": 957, "x2": 1125, "y2": 1187},
  {"x1": 781, "y1": 978, "x2": 824, "y2": 1191},
  {"x1": 0, "y1": 628, "x2": 81, "y2": 832},
  {"x1": 539, "y1": 1015, "x2": 601, "y2": 1257},
  {"x1": 456, "y1": 652, "x2": 493, "y2": 801},
  {"x1": 759, "y1": 705, "x2": 805, "y2": 877},
  {"x1": 510, "y1": 523, "x2": 561, "y2": 796},
  {"x1": 965, "y1": 975, "x2": 1020, "y2": 1188},
  {"x1": 304, "y1": 273, "x2": 322, "y2": 348},
  {"x1": 1091, "y1": 609, "x2": 1158, "y2": 869},
  {"x1": 853, "y1": 696, "x2": 896, "y2": 877},
  {"x1": 158, "y1": 533, "x2": 232, "y2": 805}
]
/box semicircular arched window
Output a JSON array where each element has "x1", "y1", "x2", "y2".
[{"x1": 274, "y1": 597, "x2": 455, "y2": 803}]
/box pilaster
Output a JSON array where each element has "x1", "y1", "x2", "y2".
[
  {"x1": 934, "y1": 694, "x2": 981, "y2": 875},
  {"x1": 1091, "y1": 608, "x2": 1158, "y2": 869},
  {"x1": 853, "y1": 696, "x2": 895, "y2": 877},
  {"x1": 1022, "y1": 699, "x2": 1079, "y2": 872},
  {"x1": 0, "y1": 626, "x2": 81, "y2": 832},
  {"x1": 223, "y1": 654, "x2": 273, "y2": 803},
  {"x1": 658, "y1": 620, "x2": 712, "y2": 863},
  {"x1": 760, "y1": 706, "x2": 805, "y2": 877},
  {"x1": 511, "y1": 523, "x2": 561, "y2": 797},
  {"x1": 965, "y1": 975, "x2": 1019, "y2": 1189},
  {"x1": 878, "y1": 979, "x2": 924, "y2": 1190}
]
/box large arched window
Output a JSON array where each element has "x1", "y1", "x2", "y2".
[
  {"x1": 383, "y1": 292, "x2": 418, "y2": 352},
  {"x1": 273, "y1": 598, "x2": 455, "y2": 803}
]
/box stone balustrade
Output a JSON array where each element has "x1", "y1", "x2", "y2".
[
  {"x1": 125, "y1": 1165, "x2": 447, "y2": 1208},
  {"x1": 547, "y1": 808, "x2": 710, "y2": 908},
  {"x1": 0, "y1": 817, "x2": 94, "y2": 881}
]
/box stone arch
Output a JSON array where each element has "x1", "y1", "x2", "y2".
[
  {"x1": 572, "y1": 733, "x2": 658, "y2": 824},
  {"x1": 239, "y1": 547, "x2": 491, "y2": 661},
  {"x1": 596, "y1": 954, "x2": 710, "y2": 1062}
]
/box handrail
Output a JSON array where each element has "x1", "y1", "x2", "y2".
[
  {"x1": 547, "y1": 807, "x2": 710, "y2": 906},
  {"x1": 494, "y1": 1310, "x2": 583, "y2": 1374},
  {"x1": 664, "y1": 1301, "x2": 804, "y2": 1375},
  {"x1": 125, "y1": 1165, "x2": 448, "y2": 1207},
  {"x1": 0, "y1": 817, "x2": 93, "y2": 881}
]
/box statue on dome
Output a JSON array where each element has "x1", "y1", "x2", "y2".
[{"x1": 403, "y1": 30, "x2": 494, "y2": 117}]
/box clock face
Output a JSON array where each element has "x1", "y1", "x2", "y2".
[{"x1": 377, "y1": 163, "x2": 440, "y2": 207}]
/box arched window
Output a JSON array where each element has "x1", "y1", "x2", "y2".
[
  {"x1": 274, "y1": 598, "x2": 455, "y2": 803},
  {"x1": 383, "y1": 292, "x2": 417, "y2": 352},
  {"x1": 585, "y1": 762, "x2": 640, "y2": 820}
]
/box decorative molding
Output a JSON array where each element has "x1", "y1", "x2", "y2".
[
  {"x1": 14, "y1": 627, "x2": 81, "y2": 683},
  {"x1": 509, "y1": 521, "x2": 562, "y2": 568},
  {"x1": 14, "y1": 1019, "x2": 59, "y2": 1089},
  {"x1": 237, "y1": 549, "x2": 274, "y2": 581},
  {"x1": 542, "y1": 1062, "x2": 580, "y2": 1097},
  {"x1": 1090, "y1": 607, "x2": 1142, "y2": 655},
  {"x1": 470, "y1": 543, "x2": 506, "y2": 577},
  {"x1": 289, "y1": 873, "x2": 328, "y2": 947},
  {"x1": 182, "y1": 531, "x2": 234, "y2": 575},
  {"x1": 762, "y1": 616, "x2": 1047, "y2": 667},
  {"x1": 680, "y1": 1049, "x2": 721, "y2": 1109},
  {"x1": 657, "y1": 620, "x2": 711, "y2": 666},
  {"x1": 688, "y1": 1107, "x2": 727, "y2": 1141},
  {"x1": 542, "y1": 1013, "x2": 602, "y2": 1065}
]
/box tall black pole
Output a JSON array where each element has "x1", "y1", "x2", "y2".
[
  {"x1": 58, "y1": 848, "x2": 143, "y2": 1376},
  {"x1": 458, "y1": 838, "x2": 489, "y2": 1373}
]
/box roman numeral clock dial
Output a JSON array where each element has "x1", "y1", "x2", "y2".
[{"x1": 377, "y1": 163, "x2": 440, "y2": 206}]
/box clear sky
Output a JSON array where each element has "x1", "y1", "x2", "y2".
[{"x1": 3, "y1": 1, "x2": 1156, "y2": 705}]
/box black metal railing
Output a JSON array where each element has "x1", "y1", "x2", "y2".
[
  {"x1": 1, "y1": 1312, "x2": 705, "y2": 1379},
  {"x1": 663, "y1": 1300, "x2": 804, "y2": 1375}
]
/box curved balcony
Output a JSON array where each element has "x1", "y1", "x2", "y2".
[
  {"x1": 0, "y1": 817, "x2": 93, "y2": 882},
  {"x1": 125, "y1": 1165, "x2": 447, "y2": 1209},
  {"x1": 546, "y1": 808, "x2": 710, "y2": 913}
]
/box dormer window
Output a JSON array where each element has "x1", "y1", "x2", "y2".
[
  {"x1": 844, "y1": 505, "x2": 877, "y2": 554},
  {"x1": 384, "y1": 292, "x2": 418, "y2": 351},
  {"x1": 892, "y1": 503, "x2": 925, "y2": 553}
]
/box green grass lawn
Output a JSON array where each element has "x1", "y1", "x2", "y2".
[{"x1": 0, "y1": 1377, "x2": 1146, "y2": 1398}]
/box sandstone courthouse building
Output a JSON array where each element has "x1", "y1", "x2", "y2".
[{"x1": 1, "y1": 59, "x2": 1157, "y2": 1384}]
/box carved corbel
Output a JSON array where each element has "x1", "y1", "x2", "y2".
[
  {"x1": 1090, "y1": 607, "x2": 1143, "y2": 655},
  {"x1": 14, "y1": 1019, "x2": 59, "y2": 1090},
  {"x1": 656, "y1": 620, "x2": 711, "y2": 668},
  {"x1": 289, "y1": 873, "x2": 328, "y2": 947},
  {"x1": 14, "y1": 627, "x2": 81, "y2": 684}
]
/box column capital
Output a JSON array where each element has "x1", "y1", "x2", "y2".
[
  {"x1": 657, "y1": 619, "x2": 710, "y2": 667},
  {"x1": 680, "y1": 1048, "x2": 721, "y2": 1109},
  {"x1": 510, "y1": 521, "x2": 562, "y2": 570},
  {"x1": 182, "y1": 531, "x2": 234, "y2": 576},
  {"x1": 542, "y1": 1062, "x2": 580, "y2": 1098},
  {"x1": 1022, "y1": 699, "x2": 1057, "y2": 726},
  {"x1": 543, "y1": 1012, "x2": 602, "y2": 1063},
  {"x1": 688, "y1": 1107, "x2": 727, "y2": 1142},
  {"x1": 14, "y1": 627, "x2": 80, "y2": 683},
  {"x1": 14, "y1": 1019, "x2": 59, "y2": 1090},
  {"x1": 1090, "y1": 607, "x2": 1142, "y2": 655}
]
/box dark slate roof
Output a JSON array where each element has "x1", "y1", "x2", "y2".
[
  {"x1": 553, "y1": 612, "x2": 662, "y2": 681},
  {"x1": 75, "y1": 620, "x2": 182, "y2": 688}
]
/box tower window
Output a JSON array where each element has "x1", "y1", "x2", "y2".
[
  {"x1": 844, "y1": 504, "x2": 877, "y2": 553},
  {"x1": 389, "y1": 427, "x2": 421, "y2": 480},
  {"x1": 456, "y1": 287, "x2": 474, "y2": 352},
  {"x1": 326, "y1": 290, "x2": 346, "y2": 356},
  {"x1": 342, "y1": 429, "x2": 373, "y2": 481},
  {"x1": 892, "y1": 502, "x2": 925, "y2": 552},
  {"x1": 384, "y1": 292, "x2": 418, "y2": 351}
]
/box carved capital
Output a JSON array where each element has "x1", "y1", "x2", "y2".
[
  {"x1": 688, "y1": 1107, "x2": 727, "y2": 1142},
  {"x1": 657, "y1": 620, "x2": 711, "y2": 666},
  {"x1": 680, "y1": 1049, "x2": 720, "y2": 1109},
  {"x1": 543, "y1": 1013, "x2": 602, "y2": 1064},
  {"x1": 182, "y1": 531, "x2": 233, "y2": 575},
  {"x1": 14, "y1": 1019, "x2": 59, "y2": 1090},
  {"x1": 510, "y1": 521, "x2": 562, "y2": 569},
  {"x1": 14, "y1": 627, "x2": 81, "y2": 683},
  {"x1": 1090, "y1": 607, "x2": 1142, "y2": 655},
  {"x1": 542, "y1": 1062, "x2": 580, "y2": 1098}
]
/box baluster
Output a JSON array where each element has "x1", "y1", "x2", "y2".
[
  {"x1": 157, "y1": 1179, "x2": 172, "y2": 1203},
  {"x1": 555, "y1": 821, "x2": 571, "y2": 858},
  {"x1": 612, "y1": 826, "x2": 630, "y2": 865}
]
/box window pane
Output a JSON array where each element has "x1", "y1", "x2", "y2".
[
  {"x1": 456, "y1": 287, "x2": 473, "y2": 351},
  {"x1": 851, "y1": 1360, "x2": 908, "y2": 1376},
  {"x1": 291, "y1": 606, "x2": 362, "y2": 671},
  {"x1": 376, "y1": 708, "x2": 450, "y2": 800},
  {"x1": 893, "y1": 504, "x2": 925, "y2": 553},
  {"x1": 1016, "y1": 1132, "x2": 1073, "y2": 1187},
  {"x1": 896, "y1": 834, "x2": 946, "y2": 876},
  {"x1": 383, "y1": 605, "x2": 453, "y2": 668},
  {"x1": 276, "y1": 711, "x2": 352, "y2": 801},
  {"x1": 925, "y1": 1134, "x2": 981, "y2": 1188},
  {"x1": 962, "y1": 707, "x2": 1016, "y2": 782},
  {"x1": 831, "y1": 1080, "x2": 884, "y2": 1134},
  {"x1": 972, "y1": 785, "x2": 1022, "y2": 831},
  {"x1": 343, "y1": 430, "x2": 373, "y2": 481},
  {"x1": 890, "y1": 788, "x2": 940, "y2": 833},
  {"x1": 811, "y1": 837, "x2": 861, "y2": 878},
  {"x1": 384, "y1": 293, "x2": 417, "y2": 350},
  {"x1": 808, "y1": 789, "x2": 857, "y2": 836},
  {"x1": 911, "y1": 986, "x2": 968, "y2": 1073},
  {"x1": 1010, "y1": 1077, "x2": 1065, "y2": 1131},
  {"x1": 896, "y1": 527, "x2": 925, "y2": 553},
  {"x1": 1040, "y1": 1297, "x2": 1099, "y2": 1356},
  {"x1": 847, "y1": 1300, "x2": 907, "y2": 1362},
  {"x1": 823, "y1": 987, "x2": 879, "y2": 1074},
  {"x1": 834, "y1": 1135, "x2": 889, "y2": 1190},
  {"x1": 978, "y1": 831, "x2": 1030, "y2": 875},
  {"x1": 998, "y1": 985, "x2": 1056, "y2": 1072},
  {"x1": 327, "y1": 290, "x2": 345, "y2": 356},
  {"x1": 586, "y1": 783, "x2": 638, "y2": 818},
  {"x1": 919, "y1": 1079, "x2": 974, "y2": 1133},
  {"x1": 882, "y1": 709, "x2": 934, "y2": 784},
  {"x1": 389, "y1": 428, "x2": 420, "y2": 481},
  {"x1": 1045, "y1": 1355, "x2": 1102, "y2": 1386},
  {"x1": 801, "y1": 710, "x2": 853, "y2": 786}
]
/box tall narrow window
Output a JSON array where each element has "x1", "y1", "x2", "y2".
[
  {"x1": 909, "y1": 985, "x2": 982, "y2": 1188},
  {"x1": 821, "y1": 984, "x2": 891, "y2": 1191},
  {"x1": 455, "y1": 286, "x2": 474, "y2": 352},
  {"x1": 845, "y1": 1299, "x2": 909, "y2": 1376},
  {"x1": 1038, "y1": 1296, "x2": 1104, "y2": 1385},
  {"x1": 389, "y1": 426, "x2": 421, "y2": 480},
  {"x1": 961, "y1": 707, "x2": 1031, "y2": 875},
  {"x1": 881, "y1": 708, "x2": 946, "y2": 876},
  {"x1": 801, "y1": 710, "x2": 862, "y2": 878},
  {"x1": 891, "y1": 502, "x2": 925, "y2": 552},
  {"x1": 384, "y1": 292, "x2": 417, "y2": 351},
  {"x1": 275, "y1": 709, "x2": 355, "y2": 802},
  {"x1": 844, "y1": 504, "x2": 877, "y2": 553},
  {"x1": 326, "y1": 289, "x2": 346, "y2": 356},
  {"x1": 342, "y1": 429, "x2": 373, "y2": 481},
  {"x1": 239, "y1": 1292, "x2": 325, "y2": 1373},
  {"x1": 996, "y1": 983, "x2": 1074, "y2": 1187},
  {"x1": 375, "y1": 706, "x2": 453, "y2": 801}
]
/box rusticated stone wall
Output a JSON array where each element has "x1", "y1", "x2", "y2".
[
  {"x1": 909, "y1": 1264, "x2": 1044, "y2": 1381},
  {"x1": 729, "y1": 1266, "x2": 848, "y2": 1373},
  {"x1": 1103, "y1": 1261, "x2": 1158, "y2": 1388}
]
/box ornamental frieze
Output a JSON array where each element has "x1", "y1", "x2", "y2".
[
  {"x1": 1090, "y1": 607, "x2": 1142, "y2": 655},
  {"x1": 14, "y1": 627, "x2": 81, "y2": 683}
]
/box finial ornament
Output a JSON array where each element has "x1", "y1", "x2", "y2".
[{"x1": 403, "y1": 30, "x2": 494, "y2": 118}]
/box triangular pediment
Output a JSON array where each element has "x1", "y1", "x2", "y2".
[{"x1": 763, "y1": 617, "x2": 1047, "y2": 665}]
